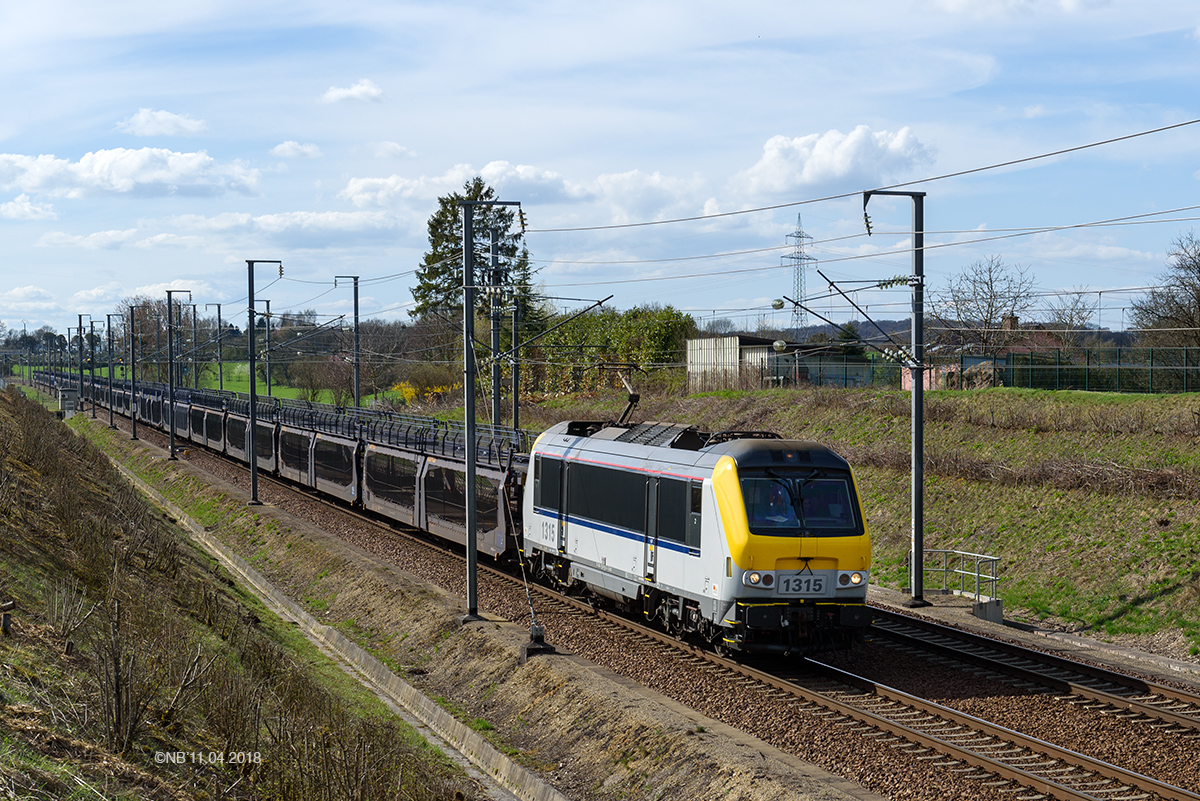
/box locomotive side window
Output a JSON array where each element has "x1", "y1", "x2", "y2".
[
  {"x1": 533, "y1": 455, "x2": 562, "y2": 512},
  {"x1": 567, "y1": 462, "x2": 647, "y2": 535},
  {"x1": 655, "y1": 478, "x2": 688, "y2": 544},
  {"x1": 740, "y1": 470, "x2": 859, "y2": 536}
]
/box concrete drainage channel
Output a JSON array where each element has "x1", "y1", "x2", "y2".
[{"x1": 108, "y1": 458, "x2": 571, "y2": 801}]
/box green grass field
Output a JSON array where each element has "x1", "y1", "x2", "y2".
[{"x1": 12, "y1": 361, "x2": 390, "y2": 405}]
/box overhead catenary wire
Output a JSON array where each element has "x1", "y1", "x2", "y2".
[
  {"x1": 526, "y1": 118, "x2": 1200, "y2": 234},
  {"x1": 535, "y1": 205, "x2": 1200, "y2": 290}
]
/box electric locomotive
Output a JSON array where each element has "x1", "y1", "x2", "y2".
[{"x1": 523, "y1": 420, "x2": 871, "y2": 655}]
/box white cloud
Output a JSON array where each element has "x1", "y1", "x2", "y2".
[
  {"x1": 479, "y1": 161, "x2": 591, "y2": 203},
  {"x1": 0, "y1": 193, "x2": 56, "y2": 220},
  {"x1": 270, "y1": 141, "x2": 322, "y2": 158},
  {"x1": 0, "y1": 286, "x2": 59, "y2": 318},
  {"x1": 39, "y1": 229, "x2": 138, "y2": 249},
  {"x1": 169, "y1": 209, "x2": 398, "y2": 248},
  {"x1": 340, "y1": 161, "x2": 588, "y2": 209},
  {"x1": 132, "y1": 233, "x2": 203, "y2": 248},
  {"x1": 340, "y1": 164, "x2": 475, "y2": 208},
  {"x1": 0, "y1": 148, "x2": 259, "y2": 198},
  {"x1": 727, "y1": 126, "x2": 932, "y2": 199},
  {"x1": 321, "y1": 79, "x2": 383, "y2": 103},
  {"x1": 117, "y1": 108, "x2": 208, "y2": 137},
  {"x1": 590, "y1": 169, "x2": 704, "y2": 225},
  {"x1": 1030, "y1": 233, "x2": 1154, "y2": 263},
  {"x1": 133, "y1": 280, "x2": 213, "y2": 298},
  {"x1": 373, "y1": 141, "x2": 414, "y2": 158},
  {"x1": 929, "y1": 0, "x2": 1108, "y2": 15},
  {"x1": 70, "y1": 282, "x2": 124, "y2": 305},
  {"x1": 2, "y1": 286, "x2": 54, "y2": 304},
  {"x1": 248, "y1": 210, "x2": 396, "y2": 234},
  {"x1": 1023, "y1": 104, "x2": 1047, "y2": 118}
]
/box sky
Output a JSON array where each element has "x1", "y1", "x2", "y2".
[{"x1": 2, "y1": 0, "x2": 1199, "y2": 338}]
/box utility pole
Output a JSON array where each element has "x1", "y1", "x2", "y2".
[
  {"x1": 165, "y1": 289, "x2": 191, "y2": 460},
  {"x1": 459, "y1": 199, "x2": 520, "y2": 622},
  {"x1": 489, "y1": 229, "x2": 503, "y2": 427},
  {"x1": 246, "y1": 261, "x2": 281, "y2": 505},
  {"x1": 255, "y1": 299, "x2": 273, "y2": 397},
  {"x1": 89, "y1": 320, "x2": 98, "y2": 419},
  {"x1": 205, "y1": 304, "x2": 224, "y2": 391},
  {"x1": 190, "y1": 303, "x2": 199, "y2": 389},
  {"x1": 863, "y1": 190, "x2": 929, "y2": 608},
  {"x1": 130, "y1": 305, "x2": 144, "y2": 441},
  {"x1": 106, "y1": 314, "x2": 120, "y2": 429},
  {"x1": 76, "y1": 314, "x2": 90, "y2": 411},
  {"x1": 335, "y1": 276, "x2": 361, "y2": 408},
  {"x1": 511, "y1": 302, "x2": 520, "y2": 431}
]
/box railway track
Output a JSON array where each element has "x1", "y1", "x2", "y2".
[
  {"x1": 86, "y1": 405, "x2": 1200, "y2": 801},
  {"x1": 201, "y1": 459, "x2": 1200, "y2": 801},
  {"x1": 869, "y1": 610, "x2": 1200, "y2": 736}
]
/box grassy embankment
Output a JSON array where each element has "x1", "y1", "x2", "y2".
[
  {"x1": 0, "y1": 385, "x2": 474, "y2": 799},
  {"x1": 519, "y1": 386, "x2": 1200, "y2": 653}
]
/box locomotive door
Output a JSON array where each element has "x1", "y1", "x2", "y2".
[
  {"x1": 554, "y1": 459, "x2": 567, "y2": 553},
  {"x1": 534, "y1": 455, "x2": 567, "y2": 554},
  {"x1": 643, "y1": 478, "x2": 658, "y2": 582}
]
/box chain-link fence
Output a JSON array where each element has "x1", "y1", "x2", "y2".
[{"x1": 945, "y1": 348, "x2": 1200, "y2": 394}]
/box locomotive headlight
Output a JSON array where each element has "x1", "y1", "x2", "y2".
[
  {"x1": 742, "y1": 571, "x2": 775, "y2": 588},
  {"x1": 837, "y1": 571, "x2": 865, "y2": 587},
  {"x1": 849, "y1": 572, "x2": 863, "y2": 585}
]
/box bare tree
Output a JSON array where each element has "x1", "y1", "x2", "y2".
[
  {"x1": 703, "y1": 317, "x2": 736, "y2": 335},
  {"x1": 1130, "y1": 232, "x2": 1200, "y2": 347},
  {"x1": 931, "y1": 255, "x2": 1037, "y2": 353},
  {"x1": 1045, "y1": 286, "x2": 1097, "y2": 347}
]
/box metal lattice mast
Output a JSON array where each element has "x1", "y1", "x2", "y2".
[{"x1": 781, "y1": 214, "x2": 816, "y2": 333}]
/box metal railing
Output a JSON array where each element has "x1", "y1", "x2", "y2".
[{"x1": 918, "y1": 549, "x2": 1001, "y2": 603}]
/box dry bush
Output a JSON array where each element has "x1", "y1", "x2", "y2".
[
  {"x1": 201, "y1": 660, "x2": 264, "y2": 754},
  {"x1": 90, "y1": 598, "x2": 158, "y2": 754},
  {"x1": 45, "y1": 576, "x2": 97, "y2": 642}
]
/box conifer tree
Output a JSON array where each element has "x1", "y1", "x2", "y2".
[{"x1": 411, "y1": 177, "x2": 533, "y2": 319}]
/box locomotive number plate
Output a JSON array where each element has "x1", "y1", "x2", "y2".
[{"x1": 777, "y1": 574, "x2": 826, "y2": 596}]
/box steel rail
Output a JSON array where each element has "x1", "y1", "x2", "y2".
[
  {"x1": 549, "y1": 601, "x2": 1200, "y2": 801},
  {"x1": 871, "y1": 608, "x2": 1200, "y2": 734},
  {"x1": 801, "y1": 659, "x2": 1200, "y2": 801}
]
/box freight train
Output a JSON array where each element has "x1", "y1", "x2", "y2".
[{"x1": 34, "y1": 371, "x2": 871, "y2": 655}]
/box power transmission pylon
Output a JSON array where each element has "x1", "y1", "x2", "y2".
[{"x1": 781, "y1": 214, "x2": 816, "y2": 335}]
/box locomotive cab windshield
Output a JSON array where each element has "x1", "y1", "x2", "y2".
[{"x1": 739, "y1": 468, "x2": 860, "y2": 537}]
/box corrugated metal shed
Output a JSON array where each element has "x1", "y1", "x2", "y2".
[{"x1": 686, "y1": 335, "x2": 776, "y2": 390}]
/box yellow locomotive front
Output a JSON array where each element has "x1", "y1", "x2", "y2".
[{"x1": 709, "y1": 440, "x2": 871, "y2": 655}]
